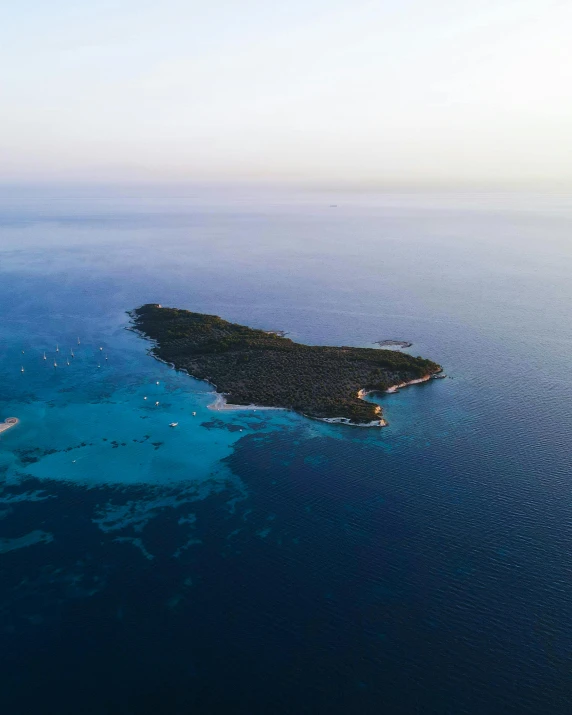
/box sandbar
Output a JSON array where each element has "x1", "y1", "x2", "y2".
[{"x1": 0, "y1": 417, "x2": 19, "y2": 435}]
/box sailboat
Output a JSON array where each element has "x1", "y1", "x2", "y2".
[
  {"x1": 70, "y1": 350, "x2": 74, "y2": 358},
  {"x1": 54, "y1": 360, "x2": 58, "y2": 368},
  {"x1": 43, "y1": 352, "x2": 47, "y2": 360},
  {"x1": 77, "y1": 338, "x2": 80, "y2": 345},
  {"x1": 66, "y1": 358, "x2": 70, "y2": 366},
  {"x1": 21, "y1": 366, "x2": 24, "y2": 373},
  {"x1": 56, "y1": 344, "x2": 59, "y2": 352}
]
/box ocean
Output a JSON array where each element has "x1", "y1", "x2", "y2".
[{"x1": 0, "y1": 188, "x2": 571, "y2": 713}]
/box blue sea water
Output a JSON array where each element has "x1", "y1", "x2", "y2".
[{"x1": 0, "y1": 188, "x2": 571, "y2": 714}]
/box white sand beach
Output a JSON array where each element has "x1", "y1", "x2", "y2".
[
  {"x1": 0, "y1": 417, "x2": 19, "y2": 435},
  {"x1": 208, "y1": 393, "x2": 285, "y2": 412}
]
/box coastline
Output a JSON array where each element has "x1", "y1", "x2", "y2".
[
  {"x1": 356, "y1": 373, "x2": 433, "y2": 401},
  {"x1": 313, "y1": 396, "x2": 388, "y2": 428},
  {"x1": 127, "y1": 322, "x2": 287, "y2": 415},
  {"x1": 353, "y1": 372, "x2": 437, "y2": 426},
  {"x1": 0, "y1": 417, "x2": 19, "y2": 435},
  {"x1": 385, "y1": 374, "x2": 433, "y2": 393},
  {"x1": 207, "y1": 393, "x2": 285, "y2": 412},
  {"x1": 310, "y1": 414, "x2": 388, "y2": 428},
  {"x1": 227, "y1": 371, "x2": 440, "y2": 428}
]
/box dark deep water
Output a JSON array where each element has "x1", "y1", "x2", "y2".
[{"x1": 0, "y1": 189, "x2": 571, "y2": 714}]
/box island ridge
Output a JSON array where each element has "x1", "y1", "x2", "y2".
[{"x1": 130, "y1": 304, "x2": 442, "y2": 426}]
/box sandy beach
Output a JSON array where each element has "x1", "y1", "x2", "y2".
[
  {"x1": 0, "y1": 417, "x2": 19, "y2": 435},
  {"x1": 208, "y1": 393, "x2": 285, "y2": 412}
]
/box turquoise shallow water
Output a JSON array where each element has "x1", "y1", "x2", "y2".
[
  {"x1": 1, "y1": 325, "x2": 304, "y2": 487},
  {"x1": 1, "y1": 189, "x2": 572, "y2": 713},
  {"x1": 0, "y1": 276, "x2": 316, "y2": 490}
]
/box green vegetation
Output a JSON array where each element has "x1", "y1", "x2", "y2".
[{"x1": 130, "y1": 304, "x2": 441, "y2": 425}]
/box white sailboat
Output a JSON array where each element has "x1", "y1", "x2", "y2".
[
  {"x1": 77, "y1": 337, "x2": 80, "y2": 345},
  {"x1": 56, "y1": 344, "x2": 59, "y2": 352},
  {"x1": 21, "y1": 366, "x2": 24, "y2": 373},
  {"x1": 43, "y1": 352, "x2": 47, "y2": 360}
]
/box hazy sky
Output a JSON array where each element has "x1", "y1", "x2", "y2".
[{"x1": 1, "y1": 0, "x2": 571, "y2": 186}]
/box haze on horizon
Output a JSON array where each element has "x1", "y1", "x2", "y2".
[{"x1": 1, "y1": 0, "x2": 571, "y2": 188}]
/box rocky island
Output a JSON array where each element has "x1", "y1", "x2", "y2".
[
  {"x1": 374, "y1": 339, "x2": 413, "y2": 348},
  {"x1": 130, "y1": 304, "x2": 442, "y2": 426}
]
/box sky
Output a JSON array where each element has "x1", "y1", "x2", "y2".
[{"x1": 1, "y1": 0, "x2": 571, "y2": 187}]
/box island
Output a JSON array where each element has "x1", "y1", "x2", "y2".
[
  {"x1": 0, "y1": 417, "x2": 19, "y2": 435},
  {"x1": 374, "y1": 339, "x2": 413, "y2": 348},
  {"x1": 129, "y1": 304, "x2": 442, "y2": 426}
]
